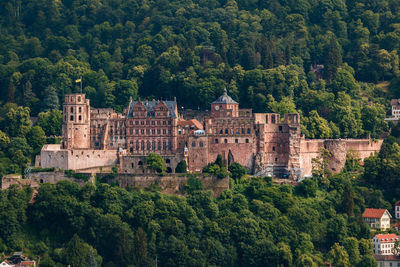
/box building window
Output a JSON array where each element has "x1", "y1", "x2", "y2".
[
  {"x1": 152, "y1": 121, "x2": 155, "y2": 125},
  {"x1": 163, "y1": 121, "x2": 166, "y2": 125},
  {"x1": 224, "y1": 139, "x2": 228, "y2": 143},
  {"x1": 166, "y1": 159, "x2": 170, "y2": 163},
  {"x1": 135, "y1": 121, "x2": 139, "y2": 125},
  {"x1": 130, "y1": 129, "x2": 133, "y2": 134},
  {"x1": 79, "y1": 115, "x2": 82, "y2": 121},
  {"x1": 241, "y1": 128, "x2": 245, "y2": 134},
  {"x1": 275, "y1": 157, "x2": 278, "y2": 162},
  {"x1": 279, "y1": 126, "x2": 282, "y2": 132},
  {"x1": 130, "y1": 148, "x2": 133, "y2": 153},
  {"x1": 141, "y1": 129, "x2": 144, "y2": 134},
  {"x1": 70, "y1": 115, "x2": 74, "y2": 121},
  {"x1": 178, "y1": 129, "x2": 181, "y2": 135},
  {"x1": 168, "y1": 121, "x2": 171, "y2": 125},
  {"x1": 199, "y1": 141, "x2": 203, "y2": 147},
  {"x1": 163, "y1": 141, "x2": 167, "y2": 150},
  {"x1": 215, "y1": 139, "x2": 219, "y2": 144},
  {"x1": 163, "y1": 129, "x2": 166, "y2": 134},
  {"x1": 225, "y1": 129, "x2": 228, "y2": 134},
  {"x1": 70, "y1": 107, "x2": 73, "y2": 112},
  {"x1": 135, "y1": 129, "x2": 139, "y2": 134},
  {"x1": 192, "y1": 141, "x2": 196, "y2": 147},
  {"x1": 147, "y1": 141, "x2": 151, "y2": 150},
  {"x1": 141, "y1": 121, "x2": 144, "y2": 125},
  {"x1": 152, "y1": 129, "x2": 155, "y2": 134},
  {"x1": 146, "y1": 129, "x2": 150, "y2": 135},
  {"x1": 152, "y1": 141, "x2": 156, "y2": 150},
  {"x1": 130, "y1": 121, "x2": 133, "y2": 125},
  {"x1": 245, "y1": 139, "x2": 249, "y2": 143},
  {"x1": 141, "y1": 141, "x2": 144, "y2": 150},
  {"x1": 220, "y1": 129, "x2": 223, "y2": 134},
  {"x1": 157, "y1": 129, "x2": 161, "y2": 134},
  {"x1": 158, "y1": 141, "x2": 161, "y2": 150},
  {"x1": 235, "y1": 139, "x2": 238, "y2": 143},
  {"x1": 273, "y1": 146, "x2": 275, "y2": 151},
  {"x1": 138, "y1": 161, "x2": 143, "y2": 166},
  {"x1": 247, "y1": 128, "x2": 251, "y2": 134}
]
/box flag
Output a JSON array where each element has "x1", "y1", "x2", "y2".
[{"x1": 75, "y1": 78, "x2": 81, "y2": 83}]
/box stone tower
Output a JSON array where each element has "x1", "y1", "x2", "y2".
[{"x1": 62, "y1": 94, "x2": 90, "y2": 149}]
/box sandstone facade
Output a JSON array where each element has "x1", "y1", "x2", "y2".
[{"x1": 36, "y1": 90, "x2": 383, "y2": 179}]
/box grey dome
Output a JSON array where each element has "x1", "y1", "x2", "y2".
[{"x1": 212, "y1": 89, "x2": 238, "y2": 104}]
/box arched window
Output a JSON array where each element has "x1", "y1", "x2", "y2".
[
  {"x1": 199, "y1": 141, "x2": 203, "y2": 147},
  {"x1": 158, "y1": 141, "x2": 161, "y2": 150},
  {"x1": 136, "y1": 141, "x2": 139, "y2": 150},
  {"x1": 141, "y1": 141, "x2": 144, "y2": 150},
  {"x1": 70, "y1": 107, "x2": 73, "y2": 112},
  {"x1": 245, "y1": 139, "x2": 249, "y2": 143},
  {"x1": 152, "y1": 141, "x2": 156, "y2": 150},
  {"x1": 166, "y1": 159, "x2": 170, "y2": 163},
  {"x1": 225, "y1": 129, "x2": 228, "y2": 134},
  {"x1": 247, "y1": 128, "x2": 251, "y2": 134},
  {"x1": 131, "y1": 163, "x2": 134, "y2": 168},
  {"x1": 224, "y1": 139, "x2": 228, "y2": 143},
  {"x1": 147, "y1": 141, "x2": 151, "y2": 150},
  {"x1": 220, "y1": 129, "x2": 223, "y2": 134}
]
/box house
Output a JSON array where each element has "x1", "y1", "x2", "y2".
[
  {"x1": 2, "y1": 253, "x2": 36, "y2": 267},
  {"x1": 395, "y1": 201, "x2": 400, "y2": 219},
  {"x1": 362, "y1": 208, "x2": 392, "y2": 230},
  {"x1": 374, "y1": 255, "x2": 400, "y2": 267},
  {"x1": 373, "y1": 234, "x2": 399, "y2": 255}
]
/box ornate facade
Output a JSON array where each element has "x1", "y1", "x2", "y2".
[{"x1": 37, "y1": 90, "x2": 383, "y2": 179}]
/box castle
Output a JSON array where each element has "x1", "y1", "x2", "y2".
[{"x1": 36, "y1": 90, "x2": 382, "y2": 179}]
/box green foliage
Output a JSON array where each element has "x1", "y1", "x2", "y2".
[
  {"x1": 297, "y1": 179, "x2": 317, "y2": 197},
  {"x1": 36, "y1": 109, "x2": 62, "y2": 136},
  {"x1": 184, "y1": 176, "x2": 203, "y2": 194},
  {"x1": 228, "y1": 162, "x2": 246, "y2": 182},
  {"x1": 175, "y1": 160, "x2": 187, "y2": 173},
  {"x1": 146, "y1": 153, "x2": 166, "y2": 173}
]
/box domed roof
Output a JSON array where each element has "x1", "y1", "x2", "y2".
[{"x1": 212, "y1": 89, "x2": 238, "y2": 104}]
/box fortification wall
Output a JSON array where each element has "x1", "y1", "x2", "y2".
[
  {"x1": 38, "y1": 145, "x2": 118, "y2": 171},
  {"x1": 1, "y1": 172, "x2": 85, "y2": 190},
  {"x1": 299, "y1": 139, "x2": 383, "y2": 177},
  {"x1": 104, "y1": 174, "x2": 229, "y2": 197}
]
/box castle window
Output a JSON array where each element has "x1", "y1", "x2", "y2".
[
  {"x1": 163, "y1": 141, "x2": 167, "y2": 150},
  {"x1": 157, "y1": 121, "x2": 160, "y2": 125},
  {"x1": 138, "y1": 161, "x2": 143, "y2": 166},
  {"x1": 70, "y1": 107, "x2": 73, "y2": 112},
  {"x1": 215, "y1": 139, "x2": 219, "y2": 144},
  {"x1": 79, "y1": 107, "x2": 82, "y2": 113},
  {"x1": 130, "y1": 141, "x2": 133, "y2": 145},
  {"x1": 192, "y1": 141, "x2": 196, "y2": 147},
  {"x1": 271, "y1": 115, "x2": 276, "y2": 124},
  {"x1": 163, "y1": 129, "x2": 166, "y2": 134},
  {"x1": 247, "y1": 128, "x2": 251, "y2": 134},
  {"x1": 136, "y1": 141, "x2": 139, "y2": 150},
  {"x1": 220, "y1": 130, "x2": 223, "y2": 134},
  {"x1": 135, "y1": 121, "x2": 139, "y2": 125},
  {"x1": 241, "y1": 128, "x2": 245, "y2": 134},
  {"x1": 79, "y1": 115, "x2": 82, "y2": 121},
  {"x1": 146, "y1": 129, "x2": 150, "y2": 135},
  {"x1": 275, "y1": 157, "x2": 277, "y2": 162},
  {"x1": 141, "y1": 121, "x2": 144, "y2": 125},
  {"x1": 168, "y1": 130, "x2": 171, "y2": 134},
  {"x1": 245, "y1": 139, "x2": 249, "y2": 143},
  {"x1": 141, "y1": 141, "x2": 144, "y2": 150},
  {"x1": 152, "y1": 129, "x2": 155, "y2": 134},
  {"x1": 266, "y1": 116, "x2": 268, "y2": 123},
  {"x1": 168, "y1": 141, "x2": 172, "y2": 150},
  {"x1": 70, "y1": 115, "x2": 74, "y2": 121},
  {"x1": 166, "y1": 159, "x2": 170, "y2": 163},
  {"x1": 235, "y1": 139, "x2": 238, "y2": 143},
  {"x1": 168, "y1": 121, "x2": 171, "y2": 125},
  {"x1": 157, "y1": 129, "x2": 161, "y2": 134},
  {"x1": 152, "y1": 121, "x2": 155, "y2": 125},
  {"x1": 224, "y1": 139, "x2": 228, "y2": 143},
  {"x1": 279, "y1": 126, "x2": 282, "y2": 132},
  {"x1": 135, "y1": 129, "x2": 139, "y2": 134},
  {"x1": 199, "y1": 141, "x2": 203, "y2": 147},
  {"x1": 130, "y1": 121, "x2": 133, "y2": 125},
  {"x1": 141, "y1": 129, "x2": 144, "y2": 134},
  {"x1": 78, "y1": 96, "x2": 81, "y2": 102},
  {"x1": 147, "y1": 141, "x2": 151, "y2": 150},
  {"x1": 158, "y1": 141, "x2": 161, "y2": 150},
  {"x1": 146, "y1": 121, "x2": 149, "y2": 125},
  {"x1": 178, "y1": 129, "x2": 181, "y2": 135},
  {"x1": 225, "y1": 129, "x2": 228, "y2": 134},
  {"x1": 130, "y1": 129, "x2": 133, "y2": 134},
  {"x1": 131, "y1": 162, "x2": 134, "y2": 168},
  {"x1": 273, "y1": 146, "x2": 275, "y2": 151},
  {"x1": 163, "y1": 121, "x2": 166, "y2": 125},
  {"x1": 152, "y1": 141, "x2": 156, "y2": 150}
]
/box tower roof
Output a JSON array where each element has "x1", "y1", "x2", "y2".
[{"x1": 212, "y1": 88, "x2": 238, "y2": 104}]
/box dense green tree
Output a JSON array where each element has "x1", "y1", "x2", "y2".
[
  {"x1": 228, "y1": 162, "x2": 247, "y2": 182},
  {"x1": 27, "y1": 126, "x2": 46, "y2": 155},
  {"x1": 175, "y1": 160, "x2": 187, "y2": 173},
  {"x1": 146, "y1": 152, "x2": 166, "y2": 173},
  {"x1": 36, "y1": 109, "x2": 63, "y2": 136}
]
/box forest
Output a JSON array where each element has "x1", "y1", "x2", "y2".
[
  {"x1": 2, "y1": 134, "x2": 400, "y2": 266},
  {"x1": 1, "y1": 0, "x2": 400, "y2": 266}
]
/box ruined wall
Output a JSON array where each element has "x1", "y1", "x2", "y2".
[
  {"x1": 299, "y1": 138, "x2": 383, "y2": 178},
  {"x1": 187, "y1": 135, "x2": 209, "y2": 172},
  {"x1": 120, "y1": 154, "x2": 184, "y2": 174},
  {"x1": 105, "y1": 174, "x2": 229, "y2": 197},
  {"x1": 1, "y1": 172, "x2": 86, "y2": 190},
  {"x1": 38, "y1": 144, "x2": 69, "y2": 169}
]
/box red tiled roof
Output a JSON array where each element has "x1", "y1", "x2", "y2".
[
  {"x1": 395, "y1": 200, "x2": 400, "y2": 206},
  {"x1": 362, "y1": 208, "x2": 389, "y2": 218},
  {"x1": 374, "y1": 255, "x2": 400, "y2": 261},
  {"x1": 375, "y1": 234, "x2": 398, "y2": 243}
]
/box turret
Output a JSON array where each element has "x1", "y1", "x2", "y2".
[{"x1": 62, "y1": 94, "x2": 90, "y2": 149}]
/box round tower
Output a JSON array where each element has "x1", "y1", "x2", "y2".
[{"x1": 62, "y1": 94, "x2": 90, "y2": 149}]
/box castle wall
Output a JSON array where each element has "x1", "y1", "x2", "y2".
[
  {"x1": 120, "y1": 154, "x2": 184, "y2": 174},
  {"x1": 38, "y1": 144, "x2": 118, "y2": 171},
  {"x1": 299, "y1": 139, "x2": 383, "y2": 178}
]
